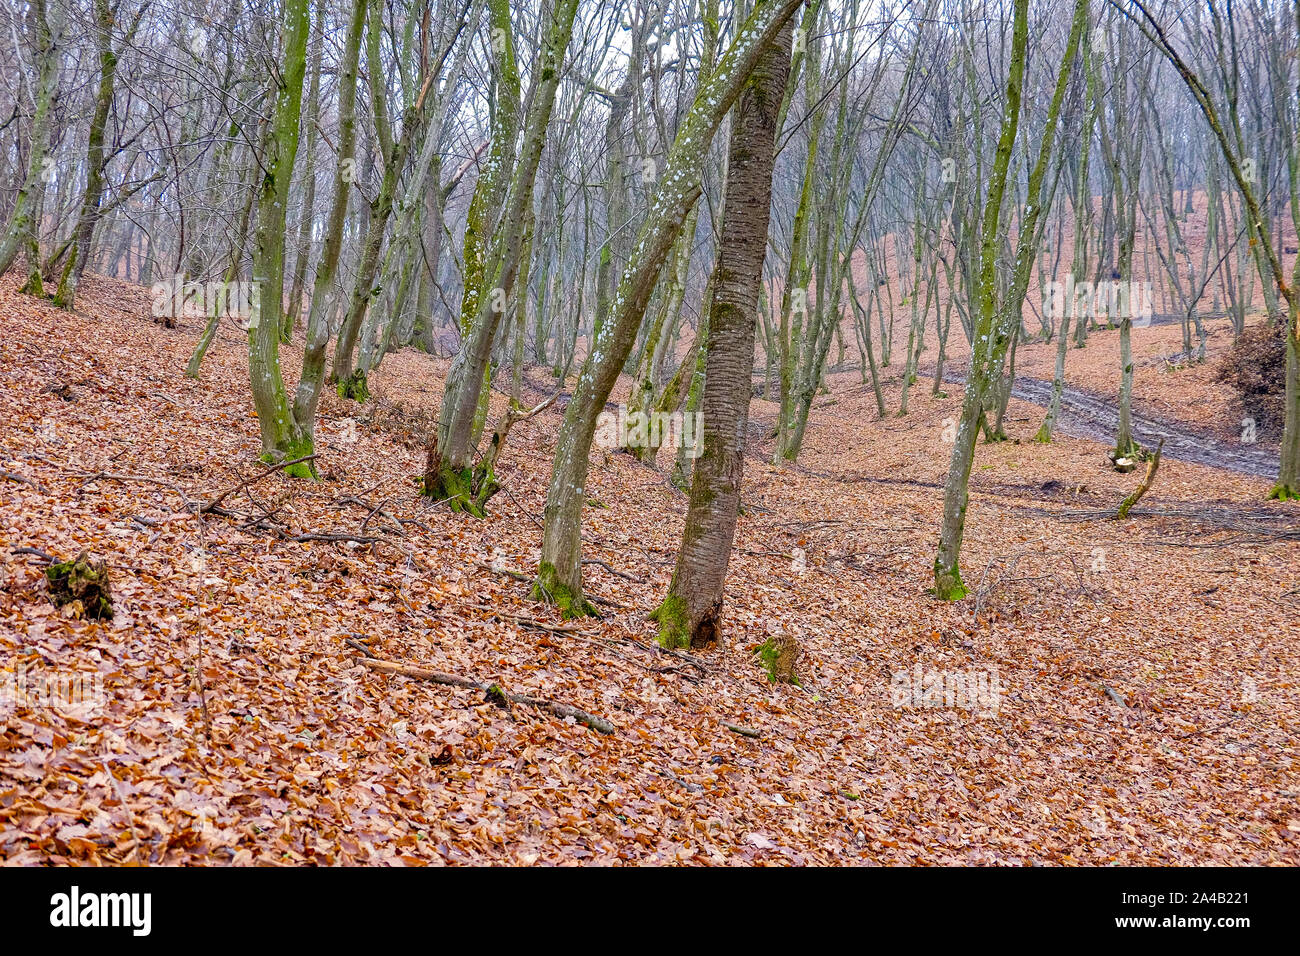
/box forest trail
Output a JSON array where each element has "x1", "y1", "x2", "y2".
[
  {"x1": 1008, "y1": 376, "x2": 1279, "y2": 478},
  {"x1": 931, "y1": 368, "x2": 1281, "y2": 478}
]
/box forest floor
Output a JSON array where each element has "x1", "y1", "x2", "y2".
[{"x1": 2, "y1": 273, "x2": 1298, "y2": 865}]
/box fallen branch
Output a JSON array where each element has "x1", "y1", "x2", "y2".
[
  {"x1": 1, "y1": 470, "x2": 47, "y2": 493},
  {"x1": 10, "y1": 546, "x2": 55, "y2": 563},
  {"x1": 722, "y1": 722, "x2": 762, "y2": 739},
  {"x1": 201, "y1": 454, "x2": 317, "y2": 514},
  {"x1": 1115, "y1": 439, "x2": 1164, "y2": 519},
  {"x1": 359, "y1": 656, "x2": 615, "y2": 735},
  {"x1": 582, "y1": 558, "x2": 644, "y2": 583}
]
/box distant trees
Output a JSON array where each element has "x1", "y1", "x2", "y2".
[
  {"x1": 1, "y1": 0, "x2": 1295, "y2": 635},
  {"x1": 1114, "y1": 0, "x2": 1300, "y2": 501}
]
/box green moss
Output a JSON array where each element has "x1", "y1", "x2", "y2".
[
  {"x1": 52, "y1": 249, "x2": 76, "y2": 309},
  {"x1": 755, "y1": 639, "x2": 780, "y2": 682},
  {"x1": 424, "y1": 464, "x2": 485, "y2": 518},
  {"x1": 281, "y1": 434, "x2": 317, "y2": 479},
  {"x1": 649, "y1": 593, "x2": 690, "y2": 649},
  {"x1": 531, "y1": 561, "x2": 598, "y2": 620},
  {"x1": 754, "y1": 635, "x2": 800, "y2": 685},
  {"x1": 19, "y1": 270, "x2": 45, "y2": 298},
  {"x1": 1269, "y1": 483, "x2": 1300, "y2": 502},
  {"x1": 46, "y1": 554, "x2": 114, "y2": 620},
  {"x1": 932, "y1": 560, "x2": 969, "y2": 601},
  {"x1": 336, "y1": 368, "x2": 370, "y2": 403},
  {"x1": 259, "y1": 434, "x2": 317, "y2": 480}
]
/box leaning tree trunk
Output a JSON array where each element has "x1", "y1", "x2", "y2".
[
  {"x1": 932, "y1": 0, "x2": 1031, "y2": 601},
  {"x1": 422, "y1": 0, "x2": 581, "y2": 513},
  {"x1": 651, "y1": 20, "x2": 793, "y2": 650},
  {"x1": 533, "y1": 0, "x2": 806, "y2": 617}
]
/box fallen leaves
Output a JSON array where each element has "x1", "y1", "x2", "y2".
[{"x1": 0, "y1": 273, "x2": 1297, "y2": 865}]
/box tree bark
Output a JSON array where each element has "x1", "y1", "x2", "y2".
[
  {"x1": 0, "y1": 0, "x2": 58, "y2": 279},
  {"x1": 245, "y1": 0, "x2": 312, "y2": 475},
  {"x1": 932, "y1": 0, "x2": 1032, "y2": 601},
  {"x1": 533, "y1": 0, "x2": 806, "y2": 616},
  {"x1": 651, "y1": 20, "x2": 793, "y2": 650}
]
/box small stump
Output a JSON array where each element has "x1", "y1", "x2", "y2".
[
  {"x1": 756, "y1": 630, "x2": 800, "y2": 686},
  {"x1": 46, "y1": 553, "x2": 114, "y2": 620}
]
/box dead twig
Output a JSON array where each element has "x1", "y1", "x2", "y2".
[
  {"x1": 200, "y1": 454, "x2": 317, "y2": 514},
  {"x1": 358, "y1": 656, "x2": 615, "y2": 734},
  {"x1": 10, "y1": 546, "x2": 55, "y2": 563},
  {"x1": 1, "y1": 470, "x2": 47, "y2": 493},
  {"x1": 582, "y1": 558, "x2": 644, "y2": 583}
]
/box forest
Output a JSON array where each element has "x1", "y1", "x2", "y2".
[{"x1": 0, "y1": 0, "x2": 1297, "y2": 869}]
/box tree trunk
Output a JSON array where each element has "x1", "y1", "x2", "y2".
[
  {"x1": 422, "y1": 0, "x2": 581, "y2": 513},
  {"x1": 283, "y1": 0, "x2": 324, "y2": 336},
  {"x1": 933, "y1": 0, "x2": 1031, "y2": 601},
  {"x1": 532, "y1": 0, "x2": 806, "y2": 616},
  {"x1": 651, "y1": 20, "x2": 793, "y2": 650},
  {"x1": 291, "y1": 0, "x2": 365, "y2": 439},
  {"x1": 0, "y1": 0, "x2": 58, "y2": 280},
  {"x1": 245, "y1": 0, "x2": 312, "y2": 476}
]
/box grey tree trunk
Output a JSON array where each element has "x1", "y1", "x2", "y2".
[
  {"x1": 54, "y1": 0, "x2": 119, "y2": 309},
  {"x1": 0, "y1": 0, "x2": 59, "y2": 280},
  {"x1": 289, "y1": 0, "x2": 367, "y2": 448},
  {"x1": 932, "y1": 0, "x2": 1032, "y2": 600},
  {"x1": 422, "y1": 0, "x2": 581, "y2": 513},
  {"x1": 245, "y1": 0, "x2": 312, "y2": 475}
]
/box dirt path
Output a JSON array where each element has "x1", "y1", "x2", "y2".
[{"x1": 959, "y1": 371, "x2": 1281, "y2": 478}]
